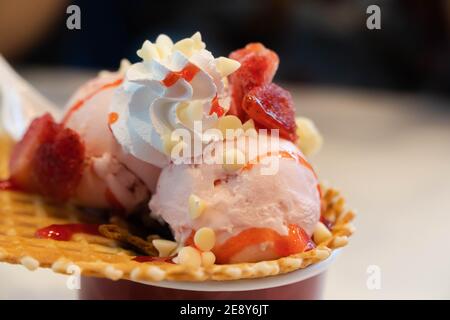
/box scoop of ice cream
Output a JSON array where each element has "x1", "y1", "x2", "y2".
[
  {"x1": 60, "y1": 63, "x2": 161, "y2": 211},
  {"x1": 149, "y1": 135, "x2": 321, "y2": 263},
  {"x1": 109, "y1": 32, "x2": 240, "y2": 167}
]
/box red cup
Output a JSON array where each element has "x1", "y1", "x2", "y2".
[
  {"x1": 80, "y1": 272, "x2": 326, "y2": 300},
  {"x1": 79, "y1": 250, "x2": 340, "y2": 300}
]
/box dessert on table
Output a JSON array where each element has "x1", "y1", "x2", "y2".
[{"x1": 0, "y1": 32, "x2": 354, "y2": 282}]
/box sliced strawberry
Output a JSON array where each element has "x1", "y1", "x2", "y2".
[
  {"x1": 228, "y1": 43, "x2": 279, "y2": 120},
  {"x1": 9, "y1": 113, "x2": 58, "y2": 190},
  {"x1": 287, "y1": 224, "x2": 316, "y2": 253},
  {"x1": 32, "y1": 127, "x2": 85, "y2": 200},
  {"x1": 9, "y1": 113, "x2": 85, "y2": 201},
  {"x1": 214, "y1": 224, "x2": 314, "y2": 264},
  {"x1": 242, "y1": 83, "x2": 297, "y2": 142}
]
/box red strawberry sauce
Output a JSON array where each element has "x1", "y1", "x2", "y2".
[{"x1": 35, "y1": 224, "x2": 101, "y2": 241}]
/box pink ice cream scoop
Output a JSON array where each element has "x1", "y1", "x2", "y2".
[
  {"x1": 9, "y1": 69, "x2": 161, "y2": 212},
  {"x1": 62, "y1": 71, "x2": 161, "y2": 211},
  {"x1": 149, "y1": 135, "x2": 321, "y2": 263}
]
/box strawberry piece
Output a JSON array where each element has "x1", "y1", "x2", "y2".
[
  {"x1": 214, "y1": 224, "x2": 314, "y2": 264},
  {"x1": 287, "y1": 224, "x2": 316, "y2": 253},
  {"x1": 228, "y1": 43, "x2": 279, "y2": 120},
  {"x1": 32, "y1": 127, "x2": 85, "y2": 200},
  {"x1": 242, "y1": 83, "x2": 297, "y2": 142},
  {"x1": 9, "y1": 114, "x2": 58, "y2": 190},
  {"x1": 9, "y1": 113, "x2": 85, "y2": 200}
]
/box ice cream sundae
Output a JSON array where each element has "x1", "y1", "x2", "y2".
[{"x1": 0, "y1": 32, "x2": 354, "y2": 285}]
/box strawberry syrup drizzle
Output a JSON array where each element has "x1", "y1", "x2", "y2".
[
  {"x1": 278, "y1": 150, "x2": 317, "y2": 179},
  {"x1": 64, "y1": 63, "x2": 199, "y2": 125},
  {"x1": 213, "y1": 149, "x2": 320, "y2": 200},
  {"x1": 61, "y1": 78, "x2": 123, "y2": 125},
  {"x1": 242, "y1": 150, "x2": 317, "y2": 178},
  {"x1": 209, "y1": 95, "x2": 225, "y2": 117},
  {"x1": 162, "y1": 63, "x2": 200, "y2": 87},
  {"x1": 132, "y1": 256, "x2": 174, "y2": 263},
  {"x1": 108, "y1": 112, "x2": 119, "y2": 125},
  {"x1": 35, "y1": 224, "x2": 101, "y2": 241},
  {"x1": 0, "y1": 179, "x2": 21, "y2": 191}
]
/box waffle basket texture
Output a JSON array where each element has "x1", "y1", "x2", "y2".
[{"x1": 0, "y1": 133, "x2": 354, "y2": 282}]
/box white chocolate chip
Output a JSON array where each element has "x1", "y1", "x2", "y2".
[
  {"x1": 177, "y1": 101, "x2": 204, "y2": 127},
  {"x1": 194, "y1": 228, "x2": 216, "y2": 252},
  {"x1": 188, "y1": 194, "x2": 207, "y2": 219},
  {"x1": 215, "y1": 57, "x2": 241, "y2": 77},
  {"x1": 216, "y1": 115, "x2": 243, "y2": 138},
  {"x1": 155, "y1": 34, "x2": 173, "y2": 58},
  {"x1": 176, "y1": 246, "x2": 202, "y2": 268},
  {"x1": 191, "y1": 32, "x2": 206, "y2": 50},
  {"x1": 295, "y1": 117, "x2": 323, "y2": 156},
  {"x1": 313, "y1": 222, "x2": 332, "y2": 244},
  {"x1": 242, "y1": 118, "x2": 255, "y2": 130},
  {"x1": 137, "y1": 40, "x2": 160, "y2": 61},
  {"x1": 174, "y1": 38, "x2": 195, "y2": 57},
  {"x1": 162, "y1": 133, "x2": 181, "y2": 155},
  {"x1": 242, "y1": 119, "x2": 257, "y2": 137},
  {"x1": 152, "y1": 239, "x2": 178, "y2": 257},
  {"x1": 201, "y1": 251, "x2": 216, "y2": 267},
  {"x1": 20, "y1": 256, "x2": 39, "y2": 271}
]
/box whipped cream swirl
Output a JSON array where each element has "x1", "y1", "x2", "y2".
[{"x1": 109, "y1": 32, "x2": 240, "y2": 168}]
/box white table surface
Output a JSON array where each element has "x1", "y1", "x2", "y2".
[{"x1": 1, "y1": 68, "x2": 449, "y2": 299}]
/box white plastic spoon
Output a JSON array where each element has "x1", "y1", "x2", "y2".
[{"x1": 0, "y1": 55, "x2": 61, "y2": 141}]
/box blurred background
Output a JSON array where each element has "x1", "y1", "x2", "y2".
[
  {"x1": 1, "y1": 0, "x2": 450, "y2": 96},
  {"x1": 0, "y1": 0, "x2": 449, "y2": 299}
]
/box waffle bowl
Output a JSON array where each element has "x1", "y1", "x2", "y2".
[{"x1": 0, "y1": 132, "x2": 355, "y2": 283}]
